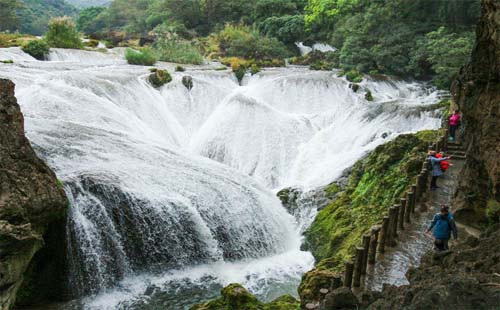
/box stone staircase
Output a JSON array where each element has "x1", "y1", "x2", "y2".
[{"x1": 445, "y1": 141, "x2": 466, "y2": 160}]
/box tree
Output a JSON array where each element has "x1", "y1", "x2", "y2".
[
  {"x1": 77, "y1": 6, "x2": 106, "y2": 34},
  {"x1": 45, "y1": 17, "x2": 83, "y2": 49},
  {"x1": 258, "y1": 15, "x2": 305, "y2": 46},
  {"x1": 0, "y1": 0, "x2": 23, "y2": 31}
]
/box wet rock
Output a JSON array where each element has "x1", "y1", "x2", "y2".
[
  {"x1": 349, "y1": 83, "x2": 360, "y2": 92},
  {"x1": 148, "y1": 69, "x2": 172, "y2": 88},
  {"x1": 182, "y1": 75, "x2": 194, "y2": 90},
  {"x1": 381, "y1": 132, "x2": 388, "y2": 139},
  {"x1": 276, "y1": 187, "x2": 301, "y2": 213},
  {"x1": 365, "y1": 90, "x2": 373, "y2": 101},
  {"x1": 320, "y1": 287, "x2": 358, "y2": 310},
  {"x1": 0, "y1": 79, "x2": 69, "y2": 308},
  {"x1": 299, "y1": 269, "x2": 342, "y2": 308}
]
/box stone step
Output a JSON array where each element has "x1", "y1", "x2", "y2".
[{"x1": 451, "y1": 154, "x2": 466, "y2": 160}]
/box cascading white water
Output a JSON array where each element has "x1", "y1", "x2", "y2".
[{"x1": 0, "y1": 47, "x2": 442, "y2": 309}]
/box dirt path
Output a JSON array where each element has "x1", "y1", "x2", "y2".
[{"x1": 363, "y1": 156, "x2": 466, "y2": 291}]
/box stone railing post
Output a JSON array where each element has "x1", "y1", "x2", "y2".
[
  {"x1": 344, "y1": 261, "x2": 354, "y2": 288},
  {"x1": 387, "y1": 206, "x2": 397, "y2": 247},
  {"x1": 378, "y1": 216, "x2": 389, "y2": 254},
  {"x1": 392, "y1": 204, "x2": 400, "y2": 237},
  {"x1": 411, "y1": 184, "x2": 417, "y2": 213},
  {"x1": 368, "y1": 226, "x2": 380, "y2": 264},
  {"x1": 398, "y1": 198, "x2": 406, "y2": 230},
  {"x1": 360, "y1": 234, "x2": 371, "y2": 275},
  {"x1": 353, "y1": 247, "x2": 364, "y2": 288}
]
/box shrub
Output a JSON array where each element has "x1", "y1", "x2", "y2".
[
  {"x1": 345, "y1": 69, "x2": 363, "y2": 83},
  {"x1": 125, "y1": 48, "x2": 157, "y2": 66},
  {"x1": 233, "y1": 66, "x2": 246, "y2": 84},
  {"x1": 153, "y1": 33, "x2": 204, "y2": 65},
  {"x1": 175, "y1": 65, "x2": 186, "y2": 72},
  {"x1": 215, "y1": 24, "x2": 293, "y2": 60},
  {"x1": 148, "y1": 69, "x2": 172, "y2": 88},
  {"x1": 84, "y1": 39, "x2": 99, "y2": 48},
  {"x1": 250, "y1": 64, "x2": 261, "y2": 75},
  {"x1": 45, "y1": 17, "x2": 83, "y2": 49},
  {"x1": 22, "y1": 40, "x2": 50, "y2": 60}
]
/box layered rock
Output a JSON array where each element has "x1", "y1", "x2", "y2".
[
  {"x1": 451, "y1": 0, "x2": 500, "y2": 227},
  {"x1": 0, "y1": 79, "x2": 69, "y2": 309}
]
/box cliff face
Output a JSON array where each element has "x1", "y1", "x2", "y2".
[
  {"x1": 0, "y1": 79, "x2": 69, "y2": 309},
  {"x1": 451, "y1": 0, "x2": 500, "y2": 227}
]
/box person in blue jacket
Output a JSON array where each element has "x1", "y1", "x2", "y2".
[
  {"x1": 426, "y1": 205, "x2": 458, "y2": 251},
  {"x1": 428, "y1": 151, "x2": 452, "y2": 190}
]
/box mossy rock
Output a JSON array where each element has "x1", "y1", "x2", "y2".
[
  {"x1": 0, "y1": 60, "x2": 14, "y2": 64},
  {"x1": 298, "y1": 268, "x2": 342, "y2": 307},
  {"x1": 365, "y1": 90, "x2": 373, "y2": 101},
  {"x1": 175, "y1": 65, "x2": 186, "y2": 72},
  {"x1": 345, "y1": 70, "x2": 363, "y2": 83},
  {"x1": 191, "y1": 284, "x2": 300, "y2": 310},
  {"x1": 148, "y1": 69, "x2": 172, "y2": 88},
  {"x1": 233, "y1": 66, "x2": 246, "y2": 85}
]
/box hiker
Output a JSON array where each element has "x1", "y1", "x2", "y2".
[
  {"x1": 426, "y1": 205, "x2": 458, "y2": 251},
  {"x1": 428, "y1": 151, "x2": 451, "y2": 190},
  {"x1": 449, "y1": 110, "x2": 461, "y2": 141},
  {"x1": 436, "y1": 151, "x2": 452, "y2": 173}
]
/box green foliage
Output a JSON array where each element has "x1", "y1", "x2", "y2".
[
  {"x1": 258, "y1": 15, "x2": 305, "y2": 47},
  {"x1": 191, "y1": 283, "x2": 300, "y2": 310},
  {"x1": 125, "y1": 48, "x2": 157, "y2": 65},
  {"x1": 344, "y1": 69, "x2": 362, "y2": 83},
  {"x1": 148, "y1": 69, "x2": 172, "y2": 88},
  {"x1": 45, "y1": 17, "x2": 83, "y2": 49},
  {"x1": 77, "y1": 6, "x2": 106, "y2": 34},
  {"x1": 16, "y1": 0, "x2": 78, "y2": 35},
  {"x1": 364, "y1": 90, "x2": 373, "y2": 101},
  {"x1": 0, "y1": 33, "x2": 38, "y2": 47},
  {"x1": 22, "y1": 40, "x2": 50, "y2": 60},
  {"x1": 419, "y1": 27, "x2": 474, "y2": 89},
  {"x1": 215, "y1": 24, "x2": 293, "y2": 60},
  {"x1": 250, "y1": 64, "x2": 261, "y2": 75},
  {"x1": 0, "y1": 0, "x2": 23, "y2": 31},
  {"x1": 233, "y1": 66, "x2": 246, "y2": 84},
  {"x1": 153, "y1": 31, "x2": 204, "y2": 64},
  {"x1": 0, "y1": 60, "x2": 14, "y2": 64},
  {"x1": 304, "y1": 131, "x2": 438, "y2": 268}
]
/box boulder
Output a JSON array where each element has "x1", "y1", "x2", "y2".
[
  {"x1": 182, "y1": 75, "x2": 194, "y2": 90},
  {"x1": 320, "y1": 287, "x2": 358, "y2": 310}
]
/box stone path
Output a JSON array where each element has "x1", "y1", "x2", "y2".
[{"x1": 364, "y1": 142, "x2": 467, "y2": 291}]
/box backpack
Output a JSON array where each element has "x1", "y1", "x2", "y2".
[{"x1": 440, "y1": 160, "x2": 450, "y2": 172}]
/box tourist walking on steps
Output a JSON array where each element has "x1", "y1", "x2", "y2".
[
  {"x1": 428, "y1": 151, "x2": 452, "y2": 190},
  {"x1": 426, "y1": 205, "x2": 458, "y2": 251},
  {"x1": 449, "y1": 110, "x2": 461, "y2": 141}
]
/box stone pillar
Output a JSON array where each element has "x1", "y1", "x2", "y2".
[
  {"x1": 399, "y1": 198, "x2": 406, "y2": 230},
  {"x1": 387, "y1": 207, "x2": 397, "y2": 247},
  {"x1": 368, "y1": 227, "x2": 380, "y2": 264},
  {"x1": 405, "y1": 192, "x2": 412, "y2": 223},
  {"x1": 378, "y1": 216, "x2": 389, "y2": 254},
  {"x1": 411, "y1": 184, "x2": 417, "y2": 213},
  {"x1": 360, "y1": 234, "x2": 371, "y2": 275},
  {"x1": 392, "y1": 204, "x2": 400, "y2": 237},
  {"x1": 344, "y1": 261, "x2": 354, "y2": 288},
  {"x1": 353, "y1": 247, "x2": 364, "y2": 287}
]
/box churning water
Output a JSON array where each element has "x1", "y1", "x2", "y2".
[{"x1": 0, "y1": 47, "x2": 443, "y2": 309}]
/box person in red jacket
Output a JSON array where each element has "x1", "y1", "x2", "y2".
[
  {"x1": 449, "y1": 110, "x2": 461, "y2": 141},
  {"x1": 436, "y1": 152, "x2": 451, "y2": 173}
]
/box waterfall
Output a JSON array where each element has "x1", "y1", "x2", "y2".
[{"x1": 0, "y1": 48, "x2": 442, "y2": 309}]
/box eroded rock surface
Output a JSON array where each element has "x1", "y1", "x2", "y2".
[{"x1": 0, "y1": 79, "x2": 68, "y2": 309}]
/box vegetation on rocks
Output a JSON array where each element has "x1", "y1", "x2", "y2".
[
  {"x1": 304, "y1": 131, "x2": 441, "y2": 269},
  {"x1": 22, "y1": 40, "x2": 50, "y2": 60},
  {"x1": 125, "y1": 48, "x2": 157, "y2": 66},
  {"x1": 45, "y1": 17, "x2": 83, "y2": 49},
  {"x1": 190, "y1": 283, "x2": 300, "y2": 310},
  {"x1": 148, "y1": 69, "x2": 172, "y2": 88}
]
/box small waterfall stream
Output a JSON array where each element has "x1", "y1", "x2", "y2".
[{"x1": 0, "y1": 47, "x2": 443, "y2": 309}]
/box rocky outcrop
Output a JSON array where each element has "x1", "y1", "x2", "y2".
[
  {"x1": 0, "y1": 79, "x2": 69, "y2": 309},
  {"x1": 365, "y1": 229, "x2": 500, "y2": 309},
  {"x1": 451, "y1": 0, "x2": 500, "y2": 227}
]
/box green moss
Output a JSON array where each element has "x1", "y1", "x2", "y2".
[
  {"x1": 0, "y1": 60, "x2": 14, "y2": 63},
  {"x1": 298, "y1": 269, "x2": 340, "y2": 305},
  {"x1": 365, "y1": 90, "x2": 373, "y2": 101},
  {"x1": 324, "y1": 182, "x2": 342, "y2": 199},
  {"x1": 486, "y1": 199, "x2": 500, "y2": 224},
  {"x1": 304, "y1": 131, "x2": 437, "y2": 268},
  {"x1": 345, "y1": 69, "x2": 363, "y2": 83},
  {"x1": 175, "y1": 65, "x2": 186, "y2": 72},
  {"x1": 233, "y1": 66, "x2": 246, "y2": 84},
  {"x1": 148, "y1": 69, "x2": 172, "y2": 88},
  {"x1": 56, "y1": 179, "x2": 63, "y2": 189},
  {"x1": 191, "y1": 284, "x2": 300, "y2": 310}
]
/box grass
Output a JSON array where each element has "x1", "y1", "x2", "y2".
[{"x1": 125, "y1": 48, "x2": 157, "y2": 66}]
